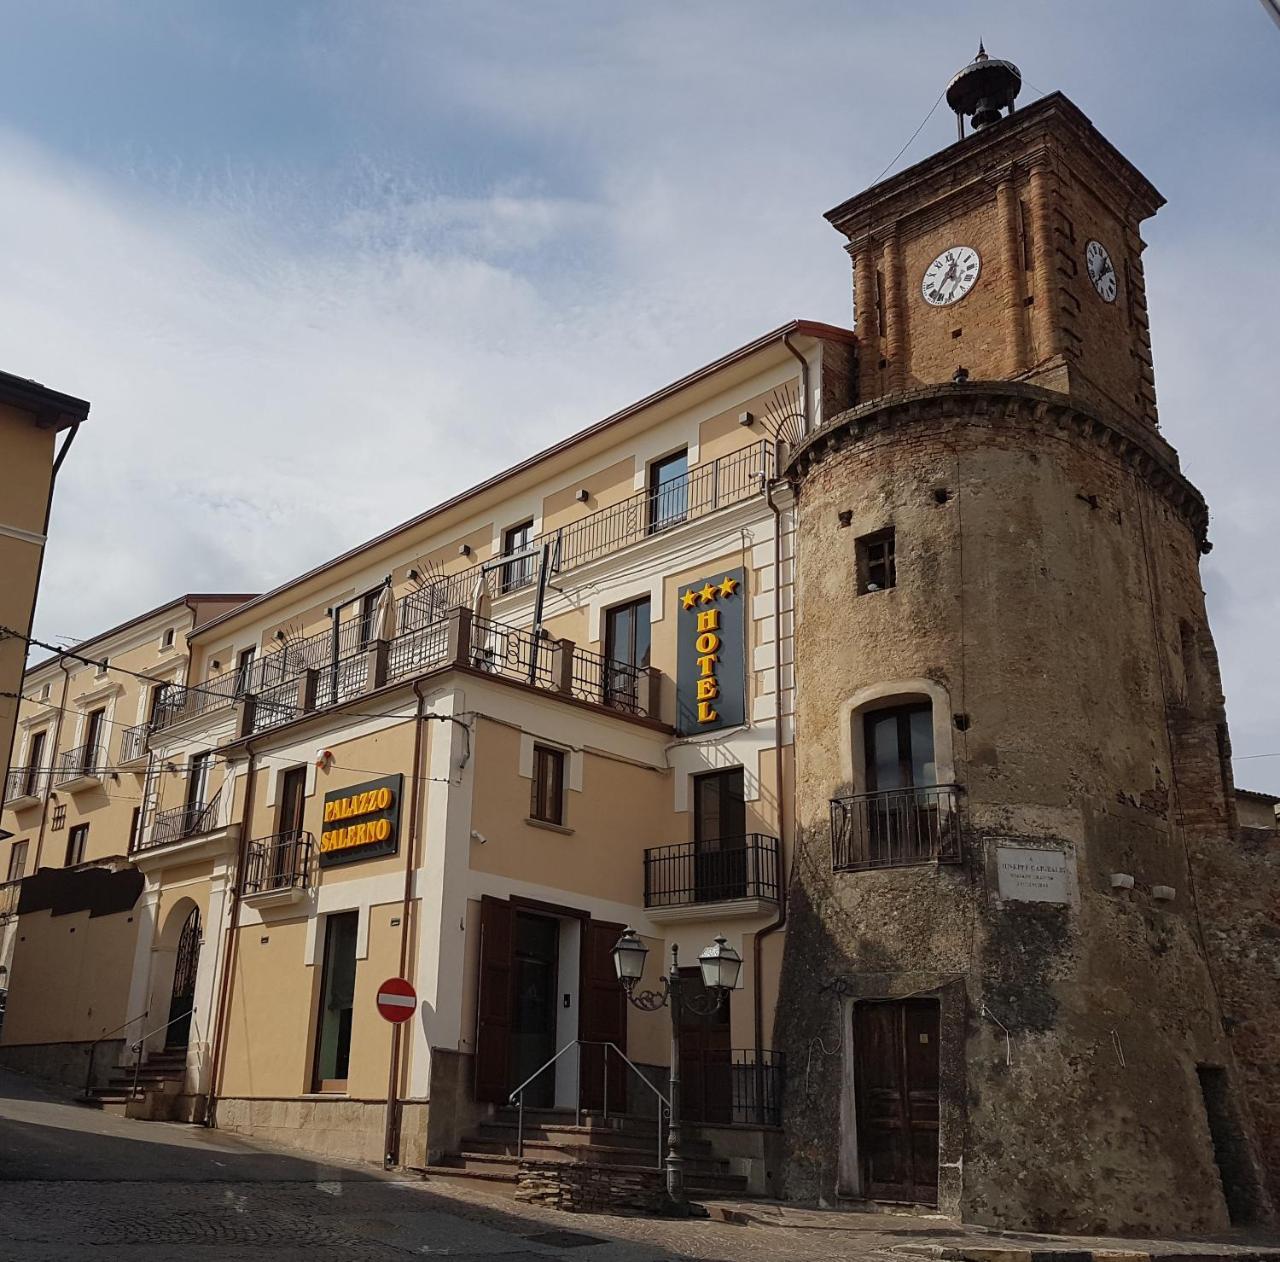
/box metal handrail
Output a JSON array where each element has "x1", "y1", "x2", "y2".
[
  {"x1": 128, "y1": 1007, "x2": 196, "y2": 1100},
  {"x1": 507, "y1": 1038, "x2": 671, "y2": 1169},
  {"x1": 82, "y1": 1009, "x2": 149, "y2": 1098}
]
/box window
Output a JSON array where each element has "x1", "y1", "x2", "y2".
[
  {"x1": 128, "y1": 807, "x2": 141, "y2": 850},
  {"x1": 65, "y1": 824, "x2": 88, "y2": 867},
  {"x1": 501, "y1": 520, "x2": 536, "y2": 593},
  {"x1": 95, "y1": 657, "x2": 109, "y2": 678},
  {"x1": 313, "y1": 911, "x2": 359, "y2": 1092},
  {"x1": 530, "y1": 744, "x2": 566, "y2": 826},
  {"x1": 161, "y1": 627, "x2": 176, "y2": 649},
  {"x1": 857, "y1": 528, "x2": 896, "y2": 594},
  {"x1": 604, "y1": 597, "x2": 651, "y2": 708},
  {"x1": 7, "y1": 841, "x2": 28, "y2": 882},
  {"x1": 39, "y1": 683, "x2": 50, "y2": 702},
  {"x1": 693, "y1": 768, "x2": 748, "y2": 902},
  {"x1": 865, "y1": 703, "x2": 935, "y2": 791},
  {"x1": 83, "y1": 708, "x2": 106, "y2": 763},
  {"x1": 234, "y1": 646, "x2": 257, "y2": 696},
  {"x1": 358, "y1": 590, "x2": 381, "y2": 647},
  {"x1": 23, "y1": 730, "x2": 47, "y2": 797},
  {"x1": 648, "y1": 449, "x2": 689, "y2": 534},
  {"x1": 51, "y1": 803, "x2": 66, "y2": 831},
  {"x1": 148, "y1": 683, "x2": 167, "y2": 723},
  {"x1": 185, "y1": 752, "x2": 212, "y2": 815}
]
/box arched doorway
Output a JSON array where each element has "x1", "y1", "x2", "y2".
[{"x1": 166, "y1": 906, "x2": 201, "y2": 1049}]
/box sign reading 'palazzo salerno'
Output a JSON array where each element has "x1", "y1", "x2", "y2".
[
  {"x1": 676, "y1": 567, "x2": 746, "y2": 736},
  {"x1": 319, "y1": 773, "x2": 403, "y2": 868}
]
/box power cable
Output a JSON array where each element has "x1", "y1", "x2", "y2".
[{"x1": 872, "y1": 87, "x2": 947, "y2": 184}]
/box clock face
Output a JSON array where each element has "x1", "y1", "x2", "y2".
[
  {"x1": 922, "y1": 246, "x2": 980, "y2": 306},
  {"x1": 1086, "y1": 239, "x2": 1117, "y2": 303}
]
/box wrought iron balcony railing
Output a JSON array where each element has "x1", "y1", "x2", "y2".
[
  {"x1": 137, "y1": 788, "x2": 222, "y2": 852},
  {"x1": 4, "y1": 766, "x2": 47, "y2": 803},
  {"x1": 242, "y1": 831, "x2": 312, "y2": 895},
  {"x1": 829, "y1": 784, "x2": 962, "y2": 872},
  {"x1": 0, "y1": 879, "x2": 20, "y2": 923},
  {"x1": 56, "y1": 745, "x2": 104, "y2": 786},
  {"x1": 118, "y1": 722, "x2": 149, "y2": 764},
  {"x1": 644, "y1": 834, "x2": 781, "y2": 909},
  {"x1": 680, "y1": 1048, "x2": 785, "y2": 1128}
]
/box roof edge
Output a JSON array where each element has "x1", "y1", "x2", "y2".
[{"x1": 0, "y1": 369, "x2": 91, "y2": 432}]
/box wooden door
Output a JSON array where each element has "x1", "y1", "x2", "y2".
[
  {"x1": 694, "y1": 769, "x2": 747, "y2": 900},
  {"x1": 678, "y1": 967, "x2": 732, "y2": 1124},
  {"x1": 854, "y1": 999, "x2": 940, "y2": 1204},
  {"x1": 475, "y1": 897, "x2": 515, "y2": 1103},
  {"x1": 579, "y1": 919, "x2": 627, "y2": 1112}
]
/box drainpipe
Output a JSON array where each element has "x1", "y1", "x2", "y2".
[
  {"x1": 31, "y1": 658, "x2": 72, "y2": 872},
  {"x1": 204, "y1": 739, "x2": 260, "y2": 1125},
  {"x1": 753, "y1": 436, "x2": 795, "y2": 1116},
  {"x1": 782, "y1": 335, "x2": 810, "y2": 438},
  {"x1": 383, "y1": 680, "x2": 430, "y2": 1168}
]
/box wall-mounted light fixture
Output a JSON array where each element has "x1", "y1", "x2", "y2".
[
  {"x1": 575, "y1": 488, "x2": 590, "y2": 503},
  {"x1": 458, "y1": 543, "x2": 472, "y2": 557},
  {"x1": 738, "y1": 410, "x2": 755, "y2": 428}
]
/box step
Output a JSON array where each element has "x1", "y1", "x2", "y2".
[
  {"x1": 425, "y1": 1154, "x2": 748, "y2": 1196},
  {"x1": 76, "y1": 1094, "x2": 132, "y2": 1116},
  {"x1": 494, "y1": 1107, "x2": 661, "y2": 1132},
  {"x1": 459, "y1": 1138, "x2": 727, "y2": 1172},
  {"x1": 476, "y1": 1121, "x2": 668, "y2": 1150}
]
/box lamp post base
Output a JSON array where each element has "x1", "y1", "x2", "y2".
[{"x1": 652, "y1": 1193, "x2": 710, "y2": 1219}]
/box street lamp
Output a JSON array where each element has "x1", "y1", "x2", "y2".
[{"x1": 611, "y1": 928, "x2": 743, "y2": 1214}]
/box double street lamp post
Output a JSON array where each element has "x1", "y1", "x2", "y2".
[{"x1": 610, "y1": 928, "x2": 743, "y2": 1214}]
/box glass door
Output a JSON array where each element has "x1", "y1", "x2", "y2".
[{"x1": 313, "y1": 912, "x2": 359, "y2": 1092}]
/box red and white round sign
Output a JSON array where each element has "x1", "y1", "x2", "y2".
[{"x1": 375, "y1": 976, "x2": 417, "y2": 1024}]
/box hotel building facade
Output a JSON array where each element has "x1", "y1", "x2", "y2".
[{"x1": 2, "y1": 72, "x2": 1278, "y2": 1233}]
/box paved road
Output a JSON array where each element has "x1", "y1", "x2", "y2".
[{"x1": 0, "y1": 1070, "x2": 685, "y2": 1261}]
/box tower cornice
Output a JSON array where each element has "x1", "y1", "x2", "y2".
[{"x1": 784, "y1": 380, "x2": 1209, "y2": 550}]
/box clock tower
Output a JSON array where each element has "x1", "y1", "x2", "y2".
[
  {"x1": 828, "y1": 47, "x2": 1162, "y2": 431},
  {"x1": 776, "y1": 50, "x2": 1279, "y2": 1232}
]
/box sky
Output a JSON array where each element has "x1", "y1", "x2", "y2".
[{"x1": 3, "y1": 2, "x2": 1279, "y2": 788}]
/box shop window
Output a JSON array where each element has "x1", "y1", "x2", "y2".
[
  {"x1": 65, "y1": 824, "x2": 88, "y2": 867},
  {"x1": 530, "y1": 745, "x2": 566, "y2": 826},
  {"x1": 857, "y1": 528, "x2": 896, "y2": 594},
  {"x1": 312, "y1": 911, "x2": 359, "y2": 1093},
  {"x1": 501, "y1": 520, "x2": 536, "y2": 593},
  {"x1": 7, "y1": 840, "x2": 28, "y2": 882},
  {"x1": 648, "y1": 449, "x2": 689, "y2": 534}
]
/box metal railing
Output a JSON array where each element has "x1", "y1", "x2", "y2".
[
  {"x1": 119, "y1": 723, "x2": 149, "y2": 764},
  {"x1": 83, "y1": 1009, "x2": 150, "y2": 1100},
  {"x1": 681, "y1": 1048, "x2": 784, "y2": 1127},
  {"x1": 569, "y1": 642, "x2": 645, "y2": 714},
  {"x1": 387, "y1": 618, "x2": 450, "y2": 682},
  {"x1": 242, "y1": 831, "x2": 312, "y2": 895},
  {"x1": 830, "y1": 784, "x2": 962, "y2": 871},
  {"x1": 644, "y1": 835, "x2": 781, "y2": 909},
  {"x1": 470, "y1": 615, "x2": 557, "y2": 689},
  {"x1": 0, "y1": 879, "x2": 20, "y2": 923},
  {"x1": 56, "y1": 744, "x2": 103, "y2": 785},
  {"x1": 129, "y1": 1008, "x2": 195, "y2": 1101},
  {"x1": 508, "y1": 1039, "x2": 671, "y2": 1168},
  {"x1": 4, "y1": 766, "x2": 46, "y2": 802},
  {"x1": 138, "y1": 788, "x2": 222, "y2": 852}
]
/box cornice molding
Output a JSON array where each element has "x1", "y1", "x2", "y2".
[{"x1": 784, "y1": 381, "x2": 1209, "y2": 549}]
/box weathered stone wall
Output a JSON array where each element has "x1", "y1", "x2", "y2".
[
  {"x1": 514, "y1": 1159, "x2": 666, "y2": 1214},
  {"x1": 777, "y1": 383, "x2": 1273, "y2": 1233}
]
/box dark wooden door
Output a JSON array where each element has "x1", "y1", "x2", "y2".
[
  {"x1": 678, "y1": 967, "x2": 732, "y2": 1124},
  {"x1": 854, "y1": 999, "x2": 940, "y2": 1204},
  {"x1": 694, "y1": 769, "x2": 747, "y2": 901},
  {"x1": 274, "y1": 766, "x2": 308, "y2": 886},
  {"x1": 475, "y1": 897, "x2": 515, "y2": 1103},
  {"x1": 579, "y1": 919, "x2": 627, "y2": 1112},
  {"x1": 511, "y1": 913, "x2": 559, "y2": 1109}
]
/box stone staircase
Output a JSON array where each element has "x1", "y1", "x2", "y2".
[
  {"x1": 78, "y1": 1048, "x2": 190, "y2": 1118},
  {"x1": 421, "y1": 1107, "x2": 749, "y2": 1196}
]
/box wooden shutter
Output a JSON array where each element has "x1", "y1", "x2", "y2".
[
  {"x1": 474, "y1": 896, "x2": 515, "y2": 1103},
  {"x1": 578, "y1": 919, "x2": 627, "y2": 1112}
]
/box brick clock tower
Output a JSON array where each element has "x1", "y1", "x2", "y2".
[{"x1": 777, "y1": 49, "x2": 1279, "y2": 1232}]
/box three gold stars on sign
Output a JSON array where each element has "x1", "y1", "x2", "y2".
[{"x1": 680, "y1": 574, "x2": 739, "y2": 611}]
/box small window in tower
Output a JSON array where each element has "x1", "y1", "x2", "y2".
[{"x1": 857, "y1": 529, "x2": 896, "y2": 595}]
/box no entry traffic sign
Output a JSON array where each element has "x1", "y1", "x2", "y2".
[{"x1": 376, "y1": 976, "x2": 417, "y2": 1023}]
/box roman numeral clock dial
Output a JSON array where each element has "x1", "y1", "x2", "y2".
[
  {"x1": 1086, "y1": 239, "x2": 1117, "y2": 303},
  {"x1": 922, "y1": 246, "x2": 980, "y2": 306}
]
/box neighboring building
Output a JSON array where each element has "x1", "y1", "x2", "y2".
[
  {"x1": 1234, "y1": 788, "x2": 1279, "y2": 835},
  {"x1": 0, "y1": 51, "x2": 1276, "y2": 1234},
  {"x1": 0, "y1": 594, "x2": 254, "y2": 1048},
  {"x1": 0, "y1": 370, "x2": 89, "y2": 794}
]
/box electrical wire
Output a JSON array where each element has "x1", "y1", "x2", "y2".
[{"x1": 872, "y1": 87, "x2": 947, "y2": 184}]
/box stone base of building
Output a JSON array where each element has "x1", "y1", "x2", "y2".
[
  {"x1": 688, "y1": 1123, "x2": 784, "y2": 1197},
  {"x1": 0, "y1": 1038, "x2": 125, "y2": 1093},
  {"x1": 515, "y1": 1159, "x2": 667, "y2": 1214},
  {"x1": 213, "y1": 1096, "x2": 430, "y2": 1168}
]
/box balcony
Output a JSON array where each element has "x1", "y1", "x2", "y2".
[
  {"x1": 241, "y1": 831, "x2": 312, "y2": 905},
  {"x1": 3, "y1": 767, "x2": 47, "y2": 810},
  {"x1": 137, "y1": 792, "x2": 221, "y2": 853},
  {"x1": 643, "y1": 835, "x2": 781, "y2": 923},
  {"x1": 118, "y1": 722, "x2": 150, "y2": 767},
  {"x1": 0, "y1": 879, "x2": 19, "y2": 924},
  {"x1": 829, "y1": 784, "x2": 962, "y2": 872},
  {"x1": 55, "y1": 745, "x2": 104, "y2": 793}
]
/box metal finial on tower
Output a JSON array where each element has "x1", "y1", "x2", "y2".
[{"x1": 946, "y1": 43, "x2": 1021, "y2": 140}]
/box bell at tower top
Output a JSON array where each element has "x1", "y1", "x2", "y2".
[{"x1": 945, "y1": 43, "x2": 1022, "y2": 138}]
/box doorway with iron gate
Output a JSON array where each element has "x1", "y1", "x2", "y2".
[
  {"x1": 165, "y1": 905, "x2": 201, "y2": 1050},
  {"x1": 852, "y1": 998, "x2": 941, "y2": 1205}
]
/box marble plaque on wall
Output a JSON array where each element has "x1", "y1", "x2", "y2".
[{"x1": 995, "y1": 845, "x2": 1072, "y2": 904}]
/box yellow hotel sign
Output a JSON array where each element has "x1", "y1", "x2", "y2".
[{"x1": 676, "y1": 568, "x2": 745, "y2": 735}]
